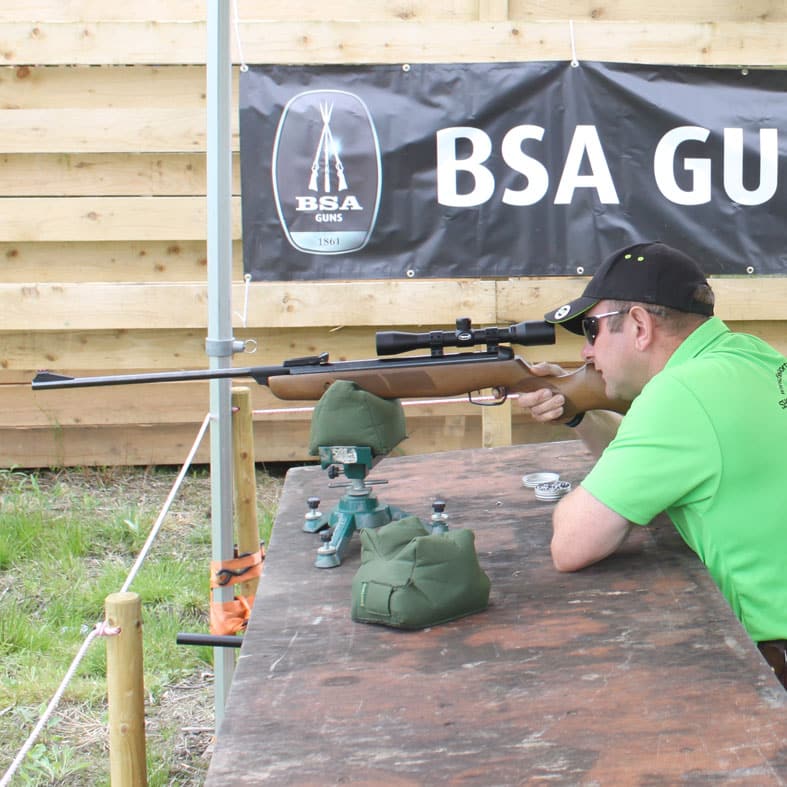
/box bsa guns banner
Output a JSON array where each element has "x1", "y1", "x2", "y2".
[{"x1": 240, "y1": 61, "x2": 786, "y2": 280}]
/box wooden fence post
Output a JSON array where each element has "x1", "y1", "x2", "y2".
[
  {"x1": 231, "y1": 386, "x2": 260, "y2": 599},
  {"x1": 482, "y1": 398, "x2": 513, "y2": 448},
  {"x1": 105, "y1": 591, "x2": 147, "y2": 787}
]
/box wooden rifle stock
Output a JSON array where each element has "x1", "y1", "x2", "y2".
[
  {"x1": 267, "y1": 356, "x2": 629, "y2": 420},
  {"x1": 513, "y1": 363, "x2": 631, "y2": 419}
]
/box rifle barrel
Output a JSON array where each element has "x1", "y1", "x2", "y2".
[{"x1": 32, "y1": 366, "x2": 287, "y2": 390}]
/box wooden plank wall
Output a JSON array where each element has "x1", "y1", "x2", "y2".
[{"x1": 1, "y1": 1, "x2": 786, "y2": 467}]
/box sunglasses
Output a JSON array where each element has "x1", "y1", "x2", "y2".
[{"x1": 581, "y1": 309, "x2": 629, "y2": 345}]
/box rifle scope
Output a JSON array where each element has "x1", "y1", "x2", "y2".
[{"x1": 376, "y1": 317, "x2": 555, "y2": 356}]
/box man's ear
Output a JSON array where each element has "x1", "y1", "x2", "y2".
[{"x1": 628, "y1": 305, "x2": 656, "y2": 351}]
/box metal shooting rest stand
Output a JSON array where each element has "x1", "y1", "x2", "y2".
[
  {"x1": 303, "y1": 445, "x2": 448, "y2": 569},
  {"x1": 301, "y1": 315, "x2": 543, "y2": 569}
]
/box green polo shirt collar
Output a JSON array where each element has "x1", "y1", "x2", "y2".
[{"x1": 665, "y1": 317, "x2": 729, "y2": 370}]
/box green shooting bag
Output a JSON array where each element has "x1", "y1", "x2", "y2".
[
  {"x1": 351, "y1": 516, "x2": 491, "y2": 630},
  {"x1": 308, "y1": 380, "x2": 407, "y2": 457}
]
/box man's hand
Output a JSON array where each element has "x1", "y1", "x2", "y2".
[
  {"x1": 518, "y1": 362, "x2": 624, "y2": 458},
  {"x1": 517, "y1": 362, "x2": 568, "y2": 423}
]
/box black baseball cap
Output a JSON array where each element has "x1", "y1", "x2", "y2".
[{"x1": 544, "y1": 241, "x2": 714, "y2": 335}]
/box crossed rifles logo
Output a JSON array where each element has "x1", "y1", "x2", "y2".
[{"x1": 308, "y1": 101, "x2": 348, "y2": 194}]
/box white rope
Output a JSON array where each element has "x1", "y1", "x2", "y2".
[
  {"x1": 254, "y1": 405, "x2": 316, "y2": 416},
  {"x1": 232, "y1": 0, "x2": 249, "y2": 72},
  {"x1": 1, "y1": 414, "x2": 213, "y2": 783},
  {"x1": 569, "y1": 20, "x2": 579, "y2": 67},
  {"x1": 250, "y1": 393, "x2": 521, "y2": 417},
  {"x1": 121, "y1": 412, "x2": 211, "y2": 593},
  {"x1": 233, "y1": 273, "x2": 253, "y2": 328}
]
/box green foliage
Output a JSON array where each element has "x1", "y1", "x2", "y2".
[{"x1": 17, "y1": 742, "x2": 91, "y2": 786}]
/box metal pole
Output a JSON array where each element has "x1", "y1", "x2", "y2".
[{"x1": 206, "y1": 0, "x2": 235, "y2": 726}]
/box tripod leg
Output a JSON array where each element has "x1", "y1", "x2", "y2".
[{"x1": 315, "y1": 510, "x2": 356, "y2": 568}]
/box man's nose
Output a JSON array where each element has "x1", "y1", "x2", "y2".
[{"x1": 581, "y1": 342, "x2": 594, "y2": 363}]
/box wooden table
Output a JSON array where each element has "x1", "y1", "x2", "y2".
[{"x1": 205, "y1": 441, "x2": 787, "y2": 785}]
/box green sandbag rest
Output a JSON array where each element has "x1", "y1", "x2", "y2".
[
  {"x1": 308, "y1": 380, "x2": 407, "y2": 457},
  {"x1": 351, "y1": 516, "x2": 491, "y2": 630}
]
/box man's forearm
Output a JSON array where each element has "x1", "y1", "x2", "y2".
[{"x1": 573, "y1": 410, "x2": 623, "y2": 459}]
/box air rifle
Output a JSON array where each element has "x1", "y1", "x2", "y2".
[{"x1": 32, "y1": 317, "x2": 630, "y2": 420}]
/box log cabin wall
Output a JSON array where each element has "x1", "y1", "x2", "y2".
[{"x1": 1, "y1": 1, "x2": 785, "y2": 467}]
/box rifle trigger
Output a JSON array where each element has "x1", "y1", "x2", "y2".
[{"x1": 468, "y1": 388, "x2": 508, "y2": 406}]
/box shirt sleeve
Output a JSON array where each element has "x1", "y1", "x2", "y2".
[{"x1": 581, "y1": 373, "x2": 720, "y2": 525}]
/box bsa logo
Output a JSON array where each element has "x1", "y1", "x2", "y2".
[{"x1": 272, "y1": 90, "x2": 382, "y2": 255}]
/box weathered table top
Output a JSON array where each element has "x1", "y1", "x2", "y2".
[{"x1": 206, "y1": 441, "x2": 787, "y2": 786}]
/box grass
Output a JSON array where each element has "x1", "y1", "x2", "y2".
[{"x1": 0, "y1": 464, "x2": 285, "y2": 786}]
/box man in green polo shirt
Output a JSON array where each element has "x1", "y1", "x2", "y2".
[{"x1": 517, "y1": 241, "x2": 787, "y2": 689}]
